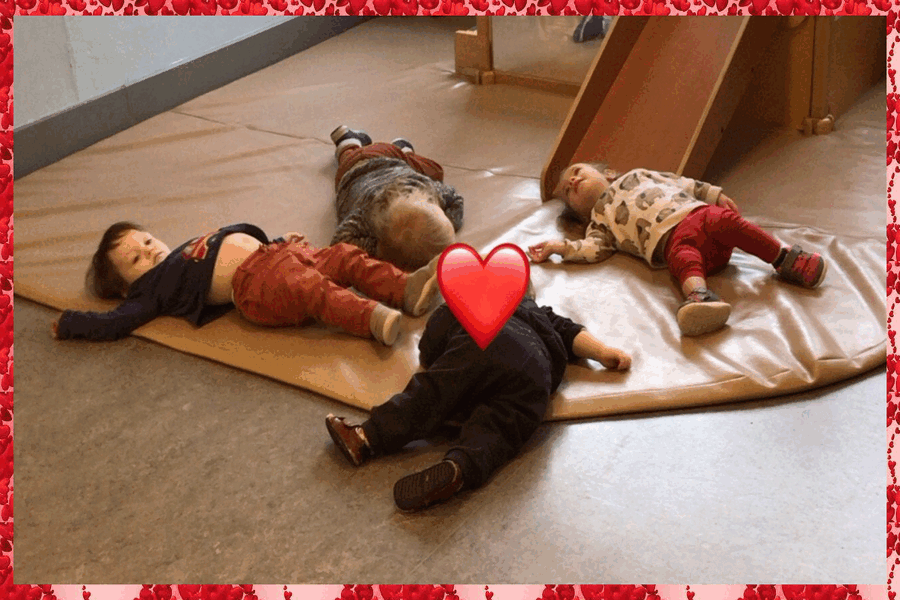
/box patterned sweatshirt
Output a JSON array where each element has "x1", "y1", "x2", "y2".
[
  {"x1": 332, "y1": 156, "x2": 464, "y2": 256},
  {"x1": 562, "y1": 168, "x2": 723, "y2": 268}
]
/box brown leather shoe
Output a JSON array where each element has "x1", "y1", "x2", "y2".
[
  {"x1": 393, "y1": 460, "x2": 464, "y2": 511},
  {"x1": 326, "y1": 414, "x2": 372, "y2": 467}
]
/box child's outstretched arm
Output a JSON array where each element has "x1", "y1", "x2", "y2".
[
  {"x1": 53, "y1": 300, "x2": 159, "y2": 342},
  {"x1": 572, "y1": 329, "x2": 631, "y2": 370},
  {"x1": 529, "y1": 221, "x2": 617, "y2": 265},
  {"x1": 527, "y1": 240, "x2": 566, "y2": 263}
]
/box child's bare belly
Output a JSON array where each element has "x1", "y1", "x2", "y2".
[{"x1": 207, "y1": 233, "x2": 264, "y2": 305}]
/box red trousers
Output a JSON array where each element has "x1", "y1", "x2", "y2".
[
  {"x1": 231, "y1": 242, "x2": 408, "y2": 337},
  {"x1": 334, "y1": 142, "x2": 444, "y2": 189},
  {"x1": 664, "y1": 205, "x2": 783, "y2": 285}
]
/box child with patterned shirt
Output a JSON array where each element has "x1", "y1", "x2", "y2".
[
  {"x1": 528, "y1": 163, "x2": 827, "y2": 336},
  {"x1": 52, "y1": 221, "x2": 439, "y2": 346}
]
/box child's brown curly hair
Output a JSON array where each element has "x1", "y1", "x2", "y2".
[{"x1": 85, "y1": 221, "x2": 144, "y2": 299}]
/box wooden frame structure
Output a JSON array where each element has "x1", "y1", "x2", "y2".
[
  {"x1": 455, "y1": 17, "x2": 583, "y2": 96},
  {"x1": 455, "y1": 16, "x2": 885, "y2": 201}
]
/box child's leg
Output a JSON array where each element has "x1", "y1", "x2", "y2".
[
  {"x1": 702, "y1": 207, "x2": 826, "y2": 287},
  {"x1": 392, "y1": 372, "x2": 549, "y2": 511},
  {"x1": 232, "y1": 244, "x2": 381, "y2": 338},
  {"x1": 362, "y1": 337, "x2": 485, "y2": 455},
  {"x1": 666, "y1": 240, "x2": 709, "y2": 296},
  {"x1": 701, "y1": 206, "x2": 784, "y2": 265},
  {"x1": 327, "y1": 332, "x2": 484, "y2": 468},
  {"x1": 335, "y1": 142, "x2": 445, "y2": 189},
  {"x1": 665, "y1": 211, "x2": 732, "y2": 336},
  {"x1": 447, "y1": 376, "x2": 549, "y2": 489},
  {"x1": 308, "y1": 242, "x2": 408, "y2": 308}
]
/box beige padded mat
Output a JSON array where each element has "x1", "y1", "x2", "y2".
[{"x1": 14, "y1": 18, "x2": 885, "y2": 420}]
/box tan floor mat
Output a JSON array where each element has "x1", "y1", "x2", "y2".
[{"x1": 14, "y1": 18, "x2": 885, "y2": 420}]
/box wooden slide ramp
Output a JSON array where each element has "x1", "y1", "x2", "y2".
[{"x1": 541, "y1": 17, "x2": 779, "y2": 200}]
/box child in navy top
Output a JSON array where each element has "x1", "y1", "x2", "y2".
[{"x1": 53, "y1": 221, "x2": 441, "y2": 346}]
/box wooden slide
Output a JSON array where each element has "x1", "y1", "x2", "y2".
[{"x1": 541, "y1": 16, "x2": 780, "y2": 201}]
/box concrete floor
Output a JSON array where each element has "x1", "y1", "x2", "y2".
[{"x1": 15, "y1": 298, "x2": 883, "y2": 583}]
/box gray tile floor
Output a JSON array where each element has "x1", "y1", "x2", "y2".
[{"x1": 15, "y1": 298, "x2": 883, "y2": 583}]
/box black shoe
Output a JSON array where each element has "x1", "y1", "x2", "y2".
[
  {"x1": 394, "y1": 460, "x2": 464, "y2": 511},
  {"x1": 330, "y1": 125, "x2": 373, "y2": 147},
  {"x1": 391, "y1": 137, "x2": 415, "y2": 154},
  {"x1": 573, "y1": 15, "x2": 610, "y2": 43}
]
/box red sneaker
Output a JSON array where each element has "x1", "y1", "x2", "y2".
[{"x1": 776, "y1": 245, "x2": 827, "y2": 288}]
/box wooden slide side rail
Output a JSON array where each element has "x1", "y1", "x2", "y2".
[{"x1": 540, "y1": 17, "x2": 779, "y2": 202}]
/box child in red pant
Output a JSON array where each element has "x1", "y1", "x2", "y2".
[
  {"x1": 52, "y1": 222, "x2": 439, "y2": 345},
  {"x1": 329, "y1": 125, "x2": 464, "y2": 271},
  {"x1": 528, "y1": 164, "x2": 827, "y2": 336}
]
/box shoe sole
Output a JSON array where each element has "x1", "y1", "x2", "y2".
[
  {"x1": 325, "y1": 415, "x2": 363, "y2": 467},
  {"x1": 394, "y1": 461, "x2": 461, "y2": 511},
  {"x1": 677, "y1": 301, "x2": 731, "y2": 337}
]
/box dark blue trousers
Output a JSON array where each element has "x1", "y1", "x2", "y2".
[{"x1": 362, "y1": 316, "x2": 553, "y2": 489}]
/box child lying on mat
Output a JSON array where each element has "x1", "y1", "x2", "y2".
[
  {"x1": 528, "y1": 163, "x2": 828, "y2": 337},
  {"x1": 51, "y1": 222, "x2": 440, "y2": 346},
  {"x1": 325, "y1": 287, "x2": 631, "y2": 511},
  {"x1": 330, "y1": 125, "x2": 464, "y2": 271}
]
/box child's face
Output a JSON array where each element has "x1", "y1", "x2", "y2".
[
  {"x1": 556, "y1": 163, "x2": 609, "y2": 217},
  {"x1": 108, "y1": 229, "x2": 171, "y2": 287}
]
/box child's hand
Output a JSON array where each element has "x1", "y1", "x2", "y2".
[
  {"x1": 528, "y1": 241, "x2": 563, "y2": 263},
  {"x1": 717, "y1": 194, "x2": 740, "y2": 214},
  {"x1": 283, "y1": 232, "x2": 306, "y2": 243},
  {"x1": 599, "y1": 347, "x2": 631, "y2": 371},
  {"x1": 51, "y1": 320, "x2": 59, "y2": 339}
]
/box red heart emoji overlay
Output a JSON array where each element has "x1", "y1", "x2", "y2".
[{"x1": 437, "y1": 243, "x2": 530, "y2": 350}]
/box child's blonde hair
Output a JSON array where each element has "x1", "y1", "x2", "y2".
[
  {"x1": 556, "y1": 161, "x2": 621, "y2": 234},
  {"x1": 379, "y1": 198, "x2": 456, "y2": 271}
]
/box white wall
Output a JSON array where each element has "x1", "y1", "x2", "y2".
[{"x1": 15, "y1": 16, "x2": 289, "y2": 127}]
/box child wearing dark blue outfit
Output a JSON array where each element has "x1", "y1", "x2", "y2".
[{"x1": 327, "y1": 293, "x2": 631, "y2": 511}]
